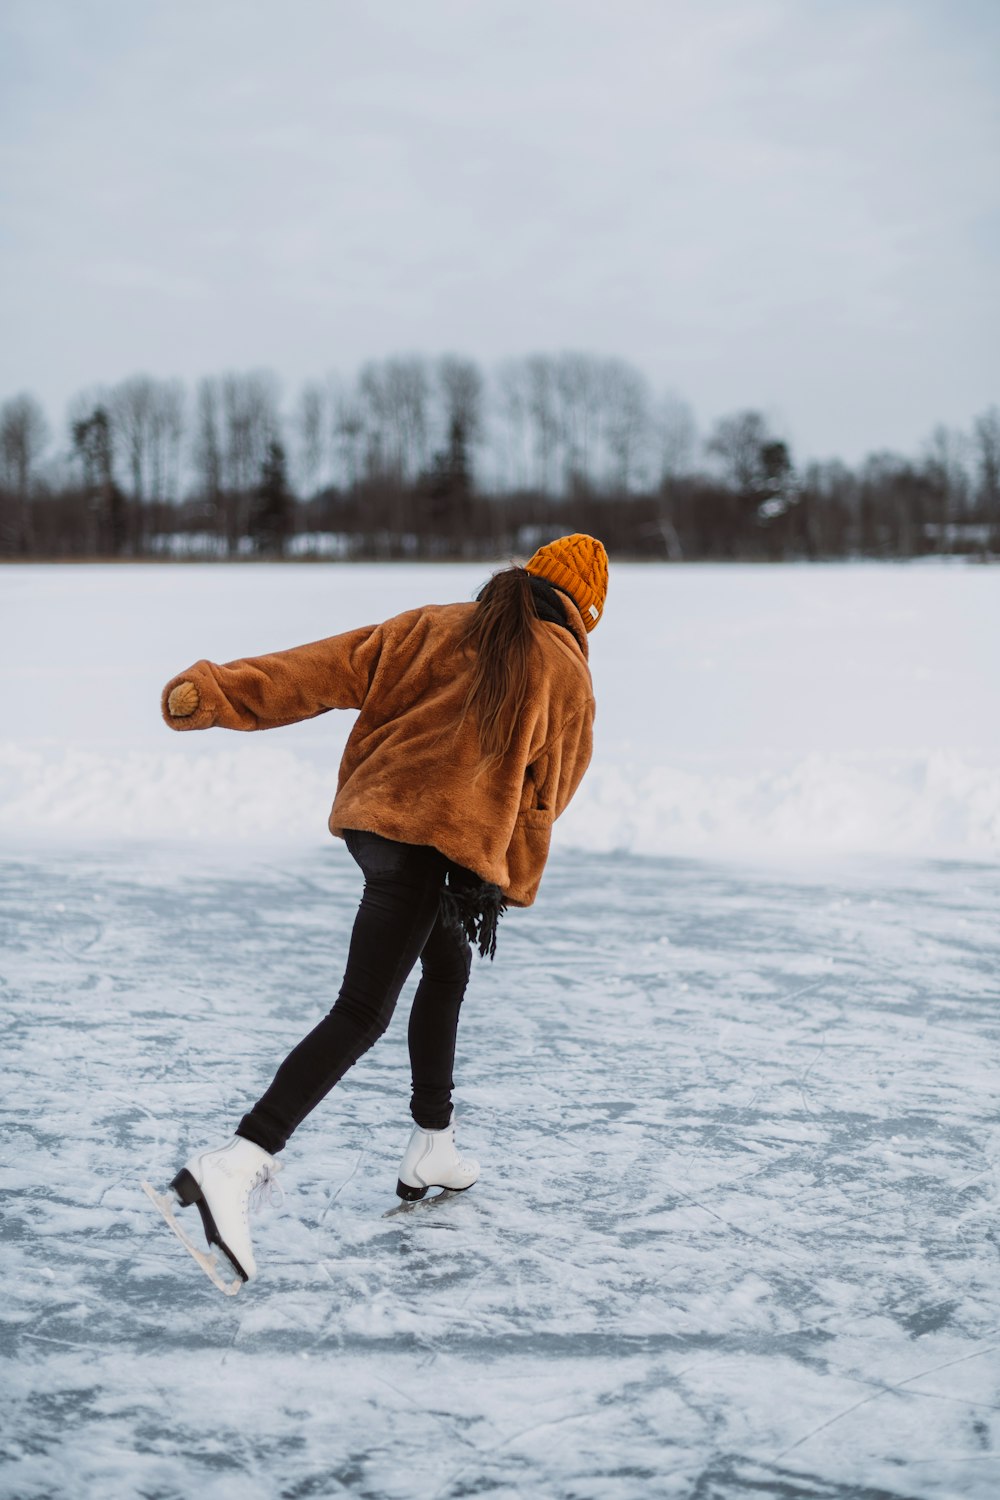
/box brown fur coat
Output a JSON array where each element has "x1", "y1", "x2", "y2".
[{"x1": 161, "y1": 596, "x2": 595, "y2": 907}]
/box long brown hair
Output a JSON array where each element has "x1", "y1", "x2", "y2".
[{"x1": 460, "y1": 565, "x2": 539, "y2": 771}]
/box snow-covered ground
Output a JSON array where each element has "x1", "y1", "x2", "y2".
[
  {"x1": 2, "y1": 562, "x2": 999, "y2": 1499},
  {"x1": 2, "y1": 561, "x2": 999, "y2": 859}
]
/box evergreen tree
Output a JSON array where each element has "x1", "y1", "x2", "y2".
[
  {"x1": 250, "y1": 440, "x2": 291, "y2": 557},
  {"x1": 71, "y1": 406, "x2": 127, "y2": 555},
  {"x1": 419, "y1": 416, "x2": 474, "y2": 553}
]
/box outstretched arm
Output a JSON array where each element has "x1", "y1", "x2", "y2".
[{"x1": 161, "y1": 623, "x2": 383, "y2": 732}]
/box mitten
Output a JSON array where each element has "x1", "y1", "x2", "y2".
[{"x1": 167, "y1": 681, "x2": 200, "y2": 717}]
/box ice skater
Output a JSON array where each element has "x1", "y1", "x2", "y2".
[{"x1": 145, "y1": 534, "x2": 607, "y2": 1291}]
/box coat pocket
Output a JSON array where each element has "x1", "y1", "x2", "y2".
[{"x1": 506, "y1": 808, "x2": 554, "y2": 905}]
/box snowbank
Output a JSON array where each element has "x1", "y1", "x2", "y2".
[
  {"x1": 2, "y1": 741, "x2": 998, "y2": 860},
  {"x1": 1, "y1": 561, "x2": 998, "y2": 859}
]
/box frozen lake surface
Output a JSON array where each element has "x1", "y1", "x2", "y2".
[
  {"x1": 2, "y1": 561, "x2": 998, "y2": 1496},
  {"x1": 3, "y1": 840, "x2": 1000, "y2": 1500}
]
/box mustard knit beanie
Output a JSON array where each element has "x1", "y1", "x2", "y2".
[{"x1": 525, "y1": 533, "x2": 609, "y2": 631}]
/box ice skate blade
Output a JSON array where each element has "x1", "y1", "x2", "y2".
[
  {"x1": 383, "y1": 1188, "x2": 461, "y2": 1219},
  {"x1": 140, "y1": 1180, "x2": 243, "y2": 1297}
]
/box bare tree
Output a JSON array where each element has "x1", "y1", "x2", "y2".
[
  {"x1": 493, "y1": 359, "x2": 532, "y2": 492},
  {"x1": 192, "y1": 376, "x2": 224, "y2": 544},
  {"x1": 923, "y1": 424, "x2": 971, "y2": 526},
  {"x1": 655, "y1": 392, "x2": 697, "y2": 484},
  {"x1": 525, "y1": 354, "x2": 560, "y2": 493},
  {"x1": 149, "y1": 381, "x2": 185, "y2": 505},
  {"x1": 602, "y1": 358, "x2": 651, "y2": 493},
  {"x1": 188, "y1": 372, "x2": 280, "y2": 552},
  {"x1": 648, "y1": 392, "x2": 696, "y2": 560},
  {"x1": 972, "y1": 407, "x2": 1000, "y2": 529},
  {"x1": 393, "y1": 358, "x2": 430, "y2": 481},
  {"x1": 219, "y1": 371, "x2": 282, "y2": 552},
  {"x1": 358, "y1": 357, "x2": 429, "y2": 485},
  {"x1": 109, "y1": 375, "x2": 185, "y2": 550},
  {"x1": 110, "y1": 375, "x2": 153, "y2": 504},
  {"x1": 554, "y1": 353, "x2": 604, "y2": 494},
  {"x1": 333, "y1": 381, "x2": 365, "y2": 492},
  {"x1": 437, "y1": 355, "x2": 483, "y2": 450},
  {"x1": 221, "y1": 372, "x2": 279, "y2": 494},
  {"x1": 706, "y1": 410, "x2": 772, "y2": 492},
  {"x1": 293, "y1": 380, "x2": 326, "y2": 499},
  {"x1": 357, "y1": 364, "x2": 388, "y2": 482},
  {"x1": 0, "y1": 393, "x2": 49, "y2": 554}
]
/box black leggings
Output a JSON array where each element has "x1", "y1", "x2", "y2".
[{"x1": 236, "y1": 830, "x2": 473, "y2": 1155}]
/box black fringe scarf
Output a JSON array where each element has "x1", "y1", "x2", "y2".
[{"x1": 440, "y1": 863, "x2": 508, "y2": 961}]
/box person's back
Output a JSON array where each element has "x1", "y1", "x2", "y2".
[{"x1": 329, "y1": 583, "x2": 595, "y2": 906}]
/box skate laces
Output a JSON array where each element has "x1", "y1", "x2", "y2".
[{"x1": 248, "y1": 1162, "x2": 284, "y2": 1212}]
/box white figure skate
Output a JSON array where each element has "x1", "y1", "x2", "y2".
[
  {"x1": 396, "y1": 1114, "x2": 479, "y2": 1202},
  {"x1": 142, "y1": 1135, "x2": 281, "y2": 1294}
]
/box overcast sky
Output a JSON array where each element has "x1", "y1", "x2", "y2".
[{"x1": 1, "y1": 0, "x2": 998, "y2": 464}]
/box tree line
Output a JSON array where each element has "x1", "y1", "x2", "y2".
[{"x1": 1, "y1": 353, "x2": 998, "y2": 561}]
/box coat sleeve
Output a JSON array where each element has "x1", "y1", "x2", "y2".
[
  {"x1": 530, "y1": 698, "x2": 595, "y2": 820},
  {"x1": 161, "y1": 623, "x2": 383, "y2": 732}
]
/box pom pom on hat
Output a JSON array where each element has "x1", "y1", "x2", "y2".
[{"x1": 525, "y1": 533, "x2": 609, "y2": 631}]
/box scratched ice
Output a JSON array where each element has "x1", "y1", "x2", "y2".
[{"x1": 2, "y1": 841, "x2": 999, "y2": 1500}]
